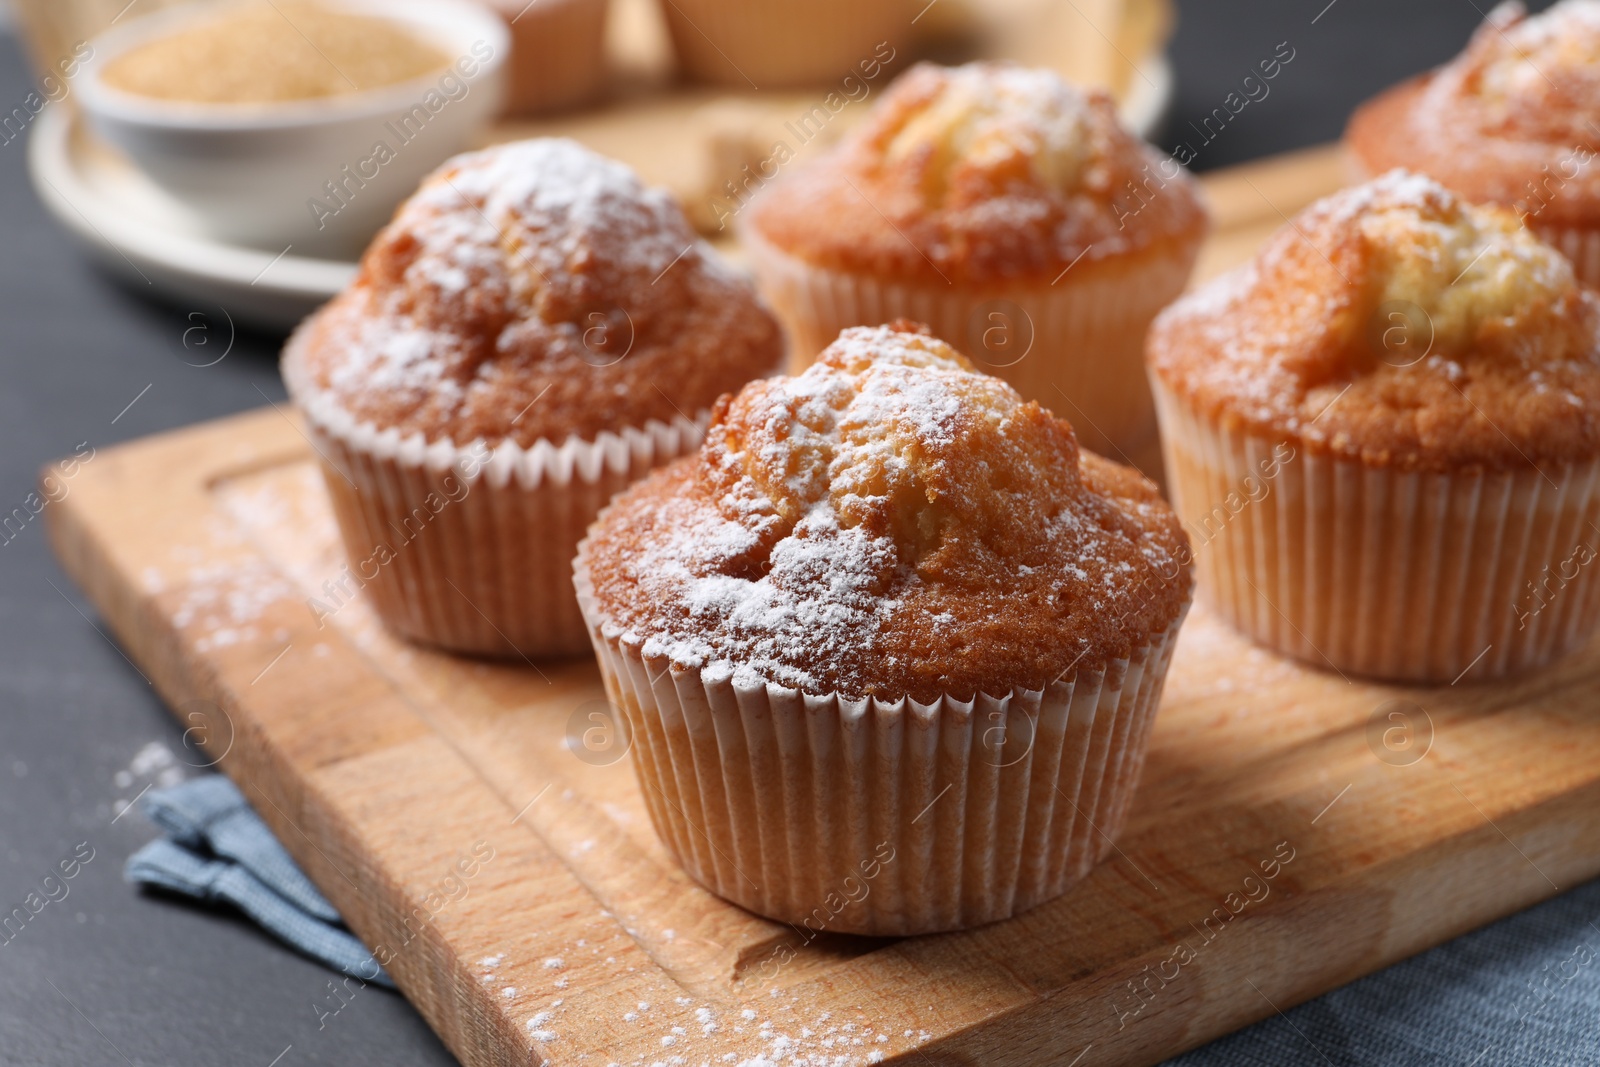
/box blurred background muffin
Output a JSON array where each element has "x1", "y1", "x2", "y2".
[
  {"x1": 283, "y1": 138, "x2": 783, "y2": 658},
  {"x1": 1149, "y1": 170, "x2": 1600, "y2": 682},
  {"x1": 742, "y1": 61, "x2": 1208, "y2": 460},
  {"x1": 1346, "y1": 0, "x2": 1600, "y2": 285}
]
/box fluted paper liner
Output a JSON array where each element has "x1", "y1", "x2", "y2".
[
  {"x1": 572, "y1": 547, "x2": 1186, "y2": 935},
  {"x1": 288, "y1": 372, "x2": 704, "y2": 658},
  {"x1": 1153, "y1": 378, "x2": 1600, "y2": 682},
  {"x1": 741, "y1": 223, "x2": 1198, "y2": 457}
]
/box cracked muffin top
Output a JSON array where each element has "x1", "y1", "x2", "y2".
[
  {"x1": 1148, "y1": 170, "x2": 1600, "y2": 470},
  {"x1": 744, "y1": 62, "x2": 1208, "y2": 287},
  {"x1": 578, "y1": 323, "x2": 1192, "y2": 702}
]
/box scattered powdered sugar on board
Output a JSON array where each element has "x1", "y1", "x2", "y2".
[
  {"x1": 582, "y1": 983, "x2": 912, "y2": 1067},
  {"x1": 1167, "y1": 607, "x2": 1299, "y2": 696},
  {"x1": 168, "y1": 559, "x2": 296, "y2": 653}
]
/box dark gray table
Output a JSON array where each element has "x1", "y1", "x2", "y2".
[{"x1": 1, "y1": 2, "x2": 1586, "y2": 1065}]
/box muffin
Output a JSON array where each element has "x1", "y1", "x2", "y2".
[
  {"x1": 1347, "y1": 0, "x2": 1600, "y2": 285},
  {"x1": 482, "y1": 0, "x2": 609, "y2": 115},
  {"x1": 283, "y1": 138, "x2": 784, "y2": 658},
  {"x1": 1149, "y1": 170, "x2": 1600, "y2": 683},
  {"x1": 742, "y1": 62, "x2": 1209, "y2": 458},
  {"x1": 574, "y1": 323, "x2": 1193, "y2": 935},
  {"x1": 660, "y1": 0, "x2": 908, "y2": 88}
]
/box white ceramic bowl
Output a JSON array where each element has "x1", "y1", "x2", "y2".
[{"x1": 77, "y1": 0, "x2": 509, "y2": 257}]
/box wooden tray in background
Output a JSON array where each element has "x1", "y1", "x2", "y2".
[{"x1": 45, "y1": 144, "x2": 1600, "y2": 1067}]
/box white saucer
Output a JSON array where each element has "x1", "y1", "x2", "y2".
[
  {"x1": 29, "y1": 56, "x2": 1172, "y2": 335},
  {"x1": 29, "y1": 104, "x2": 357, "y2": 332}
]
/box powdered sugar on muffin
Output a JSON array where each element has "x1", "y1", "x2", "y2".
[
  {"x1": 1149, "y1": 170, "x2": 1600, "y2": 468},
  {"x1": 582, "y1": 324, "x2": 1191, "y2": 701},
  {"x1": 882, "y1": 64, "x2": 1101, "y2": 197},
  {"x1": 746, "y1": 62, "x2": 1207, "y2": 285},
  {"x1": 286, "y1": 138, "x2": 783, "y2": 447}
]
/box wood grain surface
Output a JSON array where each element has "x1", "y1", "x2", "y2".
[{"x1": 46, "y1": 144, "x2": 1600, "y2": 1067}]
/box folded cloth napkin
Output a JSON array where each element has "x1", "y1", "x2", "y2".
[{"x1": 124, "y1": 776, "x2": 393, "y2": 989}]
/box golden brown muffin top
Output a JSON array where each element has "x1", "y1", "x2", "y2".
[
  {"x1": 285, "y1": 139, "x2": 783, "y2": 447},
  {"x1": 1346, "y1": 1, "x2": 1600, "y2": 226},
  {"x1": 580, "y1": 324, "x2": 1193, "y2": 702},
  {"x1": 1149, "y1": 170, "x2": 1600, "y2": 470},
  {"x1": 744, "y1": 62, "x2": 1208, "y2": 287}
]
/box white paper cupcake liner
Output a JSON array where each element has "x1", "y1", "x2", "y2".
[
  {"x1": 572, "y1": 546, "x2": 1187, "y2": 935},
  {"x1": 1153, "y1": 379, "x2": 1600, "y2": 682},
  {"x1": 742, "y1": 224, "x2": 1197, "y2": 457},
  {"x1": 288, "y1": 371, "x2": 705, "y2": 659}
]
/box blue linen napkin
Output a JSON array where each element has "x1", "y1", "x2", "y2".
[{"x1": 124, "y1": 776, "x2": 393, "y2": 989}]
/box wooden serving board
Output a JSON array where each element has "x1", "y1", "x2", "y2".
[{"x1": 47, "y1": 146, "x2": 1600, "y2": 1067}]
